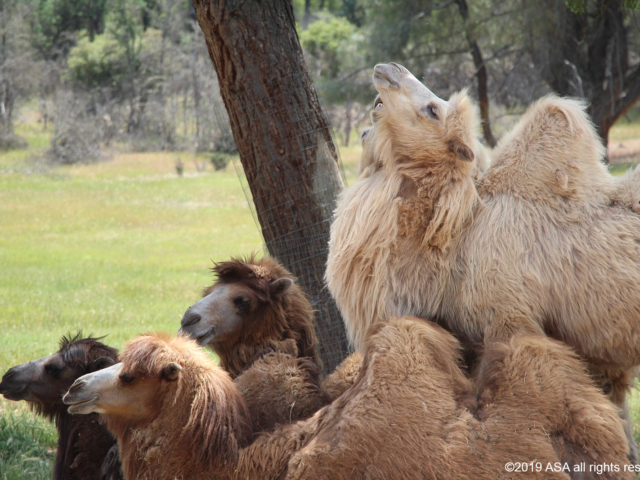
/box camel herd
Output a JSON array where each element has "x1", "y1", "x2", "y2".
[{"x1": 2, "y1": 62, "x2": 640, "y2": 479}]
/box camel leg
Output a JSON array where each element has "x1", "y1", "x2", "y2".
[{"x1": 619, "y1": 400, "x2": 638, "y2": 465}]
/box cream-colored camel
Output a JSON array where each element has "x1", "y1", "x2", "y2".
[{"x1": 326, "y1": 62, "x2": 640, "y2": 452}]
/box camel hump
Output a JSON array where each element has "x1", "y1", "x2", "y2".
[{"x1": 480, "y1": 95, "x2": 614, "y2": 205}]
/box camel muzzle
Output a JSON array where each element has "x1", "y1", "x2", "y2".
[{"x1": 181, "y1": 310, "x2": 202, "y2": 328}]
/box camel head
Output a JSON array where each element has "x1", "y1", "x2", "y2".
[
  {"x1": 0, "y1": 333, "x2": 117, "y2": 419},
  {"x1": 63, "y1": 333, "x2": 252, "y2": 474},
  {"x1": 366, "y1": 63, "x2": 481, "y2": 175},
  {"x1": 179, "y1": 257, "x2": 296, "y2": 348},
  {"x1": 62, "y1": 335, "x2": 186, "y2": 425}
]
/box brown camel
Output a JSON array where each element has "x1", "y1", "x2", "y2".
[
  {"x1": 325, "y1": 62, "x2": 640, "y2": 457},
  {"x1": 0, "y1": 333, "x2": 122, "y2": 480},
  {"x1": 63, "y1": 320, "x2": 632, "y2": 480},
  {"x1": 179, "y1": 255, "x2": 322, "y2": 378},
  {"x1": 234, "y1": 351, "x2": 330, "y2": 433}
]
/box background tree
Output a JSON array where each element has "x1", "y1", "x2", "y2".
[
  {"x1": 526, "y1": 0, "x2": 640, "y2": 150},
  {"x1": 192, "y1": 0, "x2": 350, "y2": 373},
  {"x1": 300, "y1": 14, "x2": 372, "y2": 145}
]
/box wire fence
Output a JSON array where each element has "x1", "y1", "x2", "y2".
[{"x1": 220, "y1": 74, "x2": 353, "y2": 373}]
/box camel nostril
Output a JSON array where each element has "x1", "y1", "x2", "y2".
[
  {"x1": 67, "y1": 380, "x2": 86, "y2": 395},
  {"x1": 2, "y1": 369, "x2": 15, "y2": 380},
  {"x1": 181, "y1": 311, "x2": 202, "y2": 328}
]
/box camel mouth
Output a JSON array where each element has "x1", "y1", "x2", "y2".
[
  {"x1": 373, "y1": 64, "x2": 399, "y2": 89},
  {"x1": 196, "y1": 326, "x2": 216, "y2": 346},
  {"x1": 64, "y1": 395, "x2": 98, "y2": 414},
  {"x1": 0, "y1": 386, "x2": 26, "y2": 401}
]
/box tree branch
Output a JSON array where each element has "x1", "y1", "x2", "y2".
[{"x1": 612, "y1": 63, "x2": 640, "y2": 124}]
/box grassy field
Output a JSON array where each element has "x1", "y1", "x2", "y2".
[
  {"x1": 0, "y1": 122, "x2": 362, "y2": 478},
  {"x1": 0, "y1": 115, "x2": 639, "y2": 478}
]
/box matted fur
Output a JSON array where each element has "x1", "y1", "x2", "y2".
[
  {"x1": 109, "y1": 333, "x2": 252, "y2": 480},
  {"x1": 82, "y1": 320, "x2": 632, "y2": 479},
  {"x1": 234, "y1": 352, "x2": 330, "y2": 433},
  {"x1": 0, "y1": 333, "x2": 121, "y2": 480},
  {"x1": 246, "y1": 317, "x2": 633, "y2": 479},
  {"x1": 203, "y1": 255, "x2": 321, "y2": 377},
  {"x1": 321, "y1": 351, "x2": 362, "y2": 401},
  {"x1": 327, "y1": 67, "x2": 640, "y2": 395},
  {"x1": 613, "y1": 164, "x2": 640, "y2": 214}
]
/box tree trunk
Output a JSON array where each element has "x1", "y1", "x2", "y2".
[
  {"x1": 456, "y1": 0, "x2": 496, "y2": 148},
  {"x1": 193, "y1": 0, "x2": 350, "y2": 373},
  {"x1": 344, "y1": 100, "x2": 352, "y2": 147}
]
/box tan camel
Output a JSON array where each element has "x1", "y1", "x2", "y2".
[{"x1": 63, "y1": 319, "x2": 632, "y2": 480}]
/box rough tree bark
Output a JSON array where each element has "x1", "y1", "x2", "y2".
[
  {"x1": 193, "y1": 0, "x2": 350, "y2": 373},
  {"x1": 528, "y1": 0, "x2": 640, "y2": 155}
]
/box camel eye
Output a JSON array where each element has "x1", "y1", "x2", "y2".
[
  {"x1": 374, "y1": 98, "x2": 383, "y2": 110},
  {"x1": 119, "y1": 373, "x2": 136, "y2": 384},
  {"x1": 45, "y1": 363, "x2": 63, "y2": 378},
  {"x1": 423, "y1": 104, "x2": 438, "y2": 119},
  {"x1": 233, "y1": 296, "x2": 251, "y2": 309}
]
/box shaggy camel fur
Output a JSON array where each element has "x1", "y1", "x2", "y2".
[
  {"x1": 234, "y1": 351, "x2": 330, "y2": 433},
  {"x1": 326, "y1": 63, "x2": 640, "y2": 401},
  {"x1": 280, "y1": 318, "x2": 633, "y2": 480},
  {"x1": 64, "y1": 320, "x2": 633, "y2": 480},
  {"x1": 320, "y1": 351, "x2": 361, "y2": 401},
  {"x1": 179, "y1": 256, "x2": 322, "y2": 378},
  {"x1": 0, "y1": 333, "x2": 122, "y2": 480},
  {"x1": 64, "y1": 333, "x2": 253, "y2": 480},
  {"x1": 613, "y1": 164, "x2": 640, "y2": 214}
]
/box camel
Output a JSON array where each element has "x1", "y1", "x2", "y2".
[
  {"x1": 234, "y1": 351, "x2": 330, "y2": 433},
  {"x1": 63, "y1": 320, "x2": 633, "y2": 480},
  {"x1": 325, "y1": 63, "x2": 640, "y2": 436},
  {"x1": 320, "y1": 351, "x2": 361, "y2": 401},
  {"x1": 179, "y1": 255, "x2": 322, "y2": 378},
  {"x1": 0, "y1": 333, "x2": 122, "y2": 480}
]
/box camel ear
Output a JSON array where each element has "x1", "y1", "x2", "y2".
[
  {"x1": 269, "y1": 278, "x2": 293, "y2": 297},
  {"x1": 162, "y1": 362, "x2": 182, "y2": 382},
  {"x1": 89, "y1": 357, "x2": 116, "y2": 373},
  {"x1": 448, "y1": 140, "x2": 474, "y2": 162}
]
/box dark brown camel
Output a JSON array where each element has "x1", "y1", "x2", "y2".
[{"x1": 0, "y1": 333, "x2": 122, "y2": 480}]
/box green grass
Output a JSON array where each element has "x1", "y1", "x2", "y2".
[
  {"x1": 0, "y1": 151, "x2": 266, "y2": 370},
  {"x1": 610, "y1": 116, "x2": 640, "y2": 143},
  {"x1": 0, "y1": 145, "x2": 267, "y2": 477},
  {"x1": 0, "y1": 401, "x2": 56, "y2": 480}
]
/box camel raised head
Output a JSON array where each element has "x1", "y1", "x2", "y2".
[
  {"x1": 179, "y1": 256, "x2": 321, "y2": 377},
  {"x1": 364, "y1": 63, "x2": 490, "y2": 176},
  {"x1": 327, "y1": 62, "x2": 640, "y2": 461}
]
